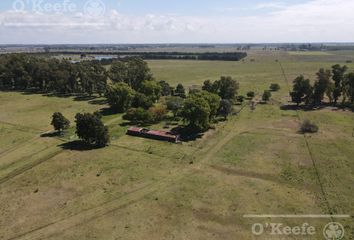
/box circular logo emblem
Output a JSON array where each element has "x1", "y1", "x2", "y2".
[
  {"x1": 323, "y1": 222, "x2": 345, "y2": 240},
  {"x1": 84, "y1": 0, "x2": 105, "y2": 18}
]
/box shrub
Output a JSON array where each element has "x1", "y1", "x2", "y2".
[
  {"x1": 237, "y1": 95, "x2": 245, "y2": 103},
  {"x1": 300, "y1": 119, "x2": 319, "y2": 133},
  {"x1": 247, "y1": 91, "x2": 255, "y2": 98},
  {"x1": 262, "y1": 90, "x2": 272, "y2": 102},
  {"x1": 123, "y1": 108, "x2": 154, "y2": 123},
  {"x1": 166, "y1": 96, "x2": 184, "y2": 118},
  {"x1": 149, "y1": 105, "x2": 167, "y2": 122},
  {"x1": 270, "y1": 83, "x2": 281, "y2": 91}
]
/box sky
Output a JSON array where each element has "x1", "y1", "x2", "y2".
[{"x1": 0, "y1": 0, "x2": 353, "y2": 44}]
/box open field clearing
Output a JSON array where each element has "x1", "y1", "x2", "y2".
[{"x1": 0, "y1": 51, "x2": 353, "y2": 240}]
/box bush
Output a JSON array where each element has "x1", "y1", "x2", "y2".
[
  {"x1": 123, "y1": 108, "x2": 154, "y2": 123},
  {"x1": 247, "y1": 91, "x2": 255, "y2": 98},
  {"x1": 270, "y1": 83, "x2": 281, "y2": 91},
  {"x1": 149, "y1": 105, "x2": 167, "y2": 122},
  {"x1": 300, "y1": 119, "x2": 319, "y2": 133},
  {"x1": 262, "y1": 90, "x2": 272, "y2": 102},
  {"x1": 166, "y1": 96, "x2": 184, "y2": 118},
  {"x1": 237, "y1": 95, "x2": 245, "y2": 103}
]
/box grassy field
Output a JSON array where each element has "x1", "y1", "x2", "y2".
[{"x1": 0, "y1": 50, "x2": 353, "y2": 240}]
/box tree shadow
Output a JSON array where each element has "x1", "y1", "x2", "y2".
[
  {"x1": 170, "y1": 126, "x2": 204, "y2": 142},
  {"x1": 59, "y1": 140, "x2": 103, "y2": 151},
  {"x1": 88, "y1": 99, "x2": 107, "y2": 105},
  {"x1": 280, "y1": 104, "x2": 325, "y2": 111},
  {"x1": 99, "y1": 107, "x2": 118, "y2": 116},
  {"x1": 73, "y1": 95, "x2": 96, "y2": 101},
  {"x1": 119, "y1": 121, "x2": 152, "y2": 127},
  {"x1": 40, "y1": 131, "x2": 61, "y2": 138}
]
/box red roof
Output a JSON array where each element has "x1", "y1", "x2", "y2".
[{"x1": 127, "y1": 127, "x2": 179, "y2": 142}]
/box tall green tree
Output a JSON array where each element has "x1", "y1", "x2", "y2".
[
  {"x1": 331, "y1": 64, "x2": 348, "y2": 104},
  {"x1": 158, "y1": 80, "x2": 172, "y2": 96},
  {"x1": 290, "y1": 75, "x2": 313, "y2": 106},
  {"x1": 75, "y1": 113, "x2": 110, "y2": 147},
  {"x1": 181, "y1": 95, "x2": 211, "y2": 131},
  {"x1": 138, "y1": 80, "x2": 162, "y2": 102},
  {"x1": 175, "y1": 83, "x2": 186, "y2": 98},
  {"x1": 105, "y1": 82, "x2": 136, "y2": 112},
  {"x1": 51, "y1": 112, "x2": 70, "y2": 133},
  {"x1": 313, "y1": 68, "x2": 331, "y2": 105},
  {"x1": 344, "y1": 72, "x2": 354, "y2": 103},
  {"x1": 192, "y1": 91, "x2": 221, "y2": 120},
  {"x1": 218, "y1": 99, "x2": 232, "y2": 120},
  {"x1": 109, "y1": 58, "x2": 153, "y2": 90}
]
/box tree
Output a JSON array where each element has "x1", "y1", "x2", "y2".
[
  {"x1": 270, "y1": 83, "x2": 280, "y2": 91},
  {"x1": 247, "y1": 91, "x2": 255, "y2": 98},
  {"x1": 343, "y1": 72, "x2": 354, "y2": 103},
  {"x1": 215, "y1": 76, "x2": 239, "y2": 100},
  {"x1": 313, "y1": 68, "x2": 331, "y2": 105},
  {"x1": 109, "y1": 58, "x2": 153, "y2": 90},
  {"x1": 105, "y1": 82, "x2": 135, "y2": 112},
  {"x1": 159, "y1": 80, "x2": 172, "y2": 96},
  {"x1": 109, "y1": 60, "x2": 128, "y2": 83},
  {"x1": 202, "y1": 80, "x2": 218, "y2": 93},
  {"x1": 218, "y1": 99, "x2": 232, "y2": 120},
  {"x1": 262, "y1": 90, "x2": 272, "y2": 102},
  {"x1": 166, "y1": 96, "x2": 184, "y2": 118},
  {"x1": 203, "y1": 77, "x2": 239, "y2": 100},
  {"x1": 132, "y1": 92, "x2": 153, "y2": 109},
  {"x1": 331, "y1": 64, "x2": 348, "y2": 104},
  {"x1": 175, "y1": 83, "x2": 186, "y2": 98},
  {"x1": 290, "y1": 75, "x2": 312, "y2": 106},
  {"x1": 326, "y1": 82, "x2": 335, "y2": 104},
  {"x1": 180, "y1": 95, "x2": 211, "y2": 131},
  {"x1": 75, "y1": 113, "x2": 110, "y2": 147},
  {"x1": 139, "y1": 80, "x2": 162, "y2": 102},
  {"x1": 51, "y1": 112, "x2": 70, "y2": 133},
  {"x1": 192, "y1": 91, "x2": 221, "y2": 120}
]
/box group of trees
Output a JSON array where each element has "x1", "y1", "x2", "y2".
[
  {"x1": 0, "y1": 54, "x2": 107, "y2": 95},
  {"x1": 290, "y1": 65, "x2": 354, "y2": 106},
  {"x1": 174, "y1": 76, "x2": 240, "y2": 131},
  {"x1": 202, "y1": 76, "x2": 240, "y2": 100},
  {"x1": 51, "y1": 111, "x2": 109, "y2": 147}
]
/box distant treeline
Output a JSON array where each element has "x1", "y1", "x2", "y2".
[
  {"x1": 0, "y1": 54, "x2": 107, "y2": 95},
  {"x1": 50, "y1": 51, "x2": 248, "y2": 62}
]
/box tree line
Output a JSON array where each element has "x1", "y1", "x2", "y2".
[
  {"x1": 0, "y1": 54, "x2": 107, "y2": 95},
  {"x1": 290, "y1": 65, "x2": 354, "y2": 107},
  {"x1": 48, "y1": 51, "x2": 248, "y2": 62}
]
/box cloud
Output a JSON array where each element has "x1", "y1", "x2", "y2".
[{"x1": 0, "y1": 0, "x2": 354, "y2": 43}]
